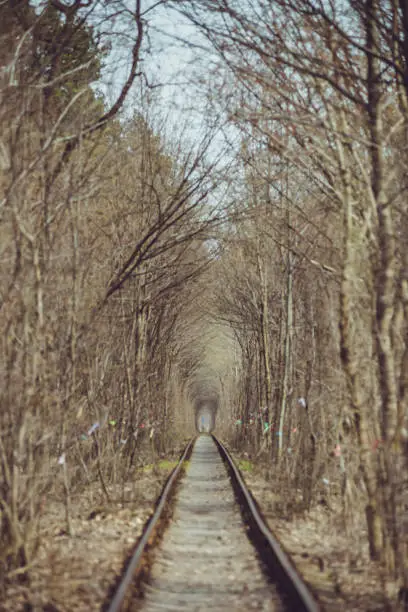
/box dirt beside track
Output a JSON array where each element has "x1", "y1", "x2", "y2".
[
  {"x1": 2, "y1": 466, "x2": 175, "y2": 612},
  {"x1": 239, "y1": 465, "x2": 398, "y2": 611}
]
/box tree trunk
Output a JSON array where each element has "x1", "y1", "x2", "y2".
[
  {"x1": 257, "y1": 250, "x2": 273, "y2": 448},
  {"x1": 367, "y1": 0, "x2": 399, "y2": 573},
  {"x1": 278, "y1": 250, "x2": 293, "y2": 460},
  {"x1": 336, "y1": 111, "x2": 383, "y2": 560}
]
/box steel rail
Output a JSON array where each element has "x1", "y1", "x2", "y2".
[
  {"x1": 105, "y1": 437, "x2": 195, "y2": 612},
  {"x1": 212, "y1": 434, "x2": 320, "y2": 612}
]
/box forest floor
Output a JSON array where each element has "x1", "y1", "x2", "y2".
[
  {"x1": 236, "y1": 455, "x2": 400, "y2": 612},
  {"x1": 2, "y1": 454, "x2": 182, "y2": 612},
  {"x1": 2, "y1": 440, "x2": 400, "y2": 612}
]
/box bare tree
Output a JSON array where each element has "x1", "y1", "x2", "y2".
[
  {"x1": 0, "y1": 0, "x2": 227, "y2": 590},
  {"x1": 178, "y1": 0, "x2": 408, "y2": 589}
]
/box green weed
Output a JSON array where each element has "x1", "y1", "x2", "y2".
[{"x1": 237, "y1": 459, "x2": 254, "y2": 472}]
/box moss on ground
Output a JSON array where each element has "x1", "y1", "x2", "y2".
[{"x1": 237, "y1": 459, "x2": 254, "y2": 472}]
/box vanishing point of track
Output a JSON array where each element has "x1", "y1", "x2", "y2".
[{"x1": 104, "y1": 435, "x2": 320, "y2": 612}]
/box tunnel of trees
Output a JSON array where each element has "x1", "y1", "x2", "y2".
[{"x1": 1, "y1": 0, "x2": 408, "y2": 601}]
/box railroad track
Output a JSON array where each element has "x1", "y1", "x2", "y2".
[{"x1": 104, "y1": 435, "x2": 320, "y2": 612}]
